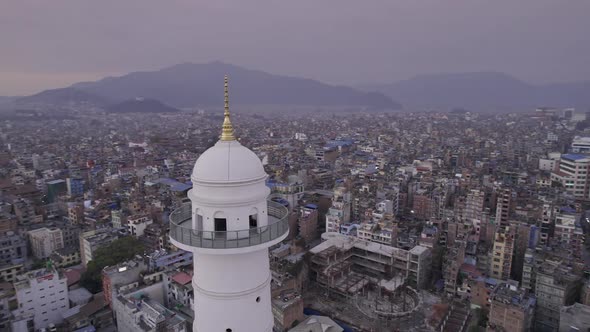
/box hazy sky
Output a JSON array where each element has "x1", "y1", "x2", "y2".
[{"x1": 1, "y1": 0, "x2": 589, "y2": 95}]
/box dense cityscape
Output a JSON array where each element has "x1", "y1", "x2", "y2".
[
  {"x1": 1, "y1": 95, "x2": 590, "y2": 332},
  {"x1": 2, "y1": 2, "x2": 590, "y2": 332}
]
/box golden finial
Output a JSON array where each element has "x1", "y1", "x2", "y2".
[{"x1": 220, "y1": 75, "x2": 235, "y2": 141}]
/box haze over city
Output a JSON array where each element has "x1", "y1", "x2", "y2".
[
  {"x1": 1, "y1": 0, "x2": 590, "y2": 95},
  {"x1": 3, "y1": 2, "x2": 590, "y2": 332}
]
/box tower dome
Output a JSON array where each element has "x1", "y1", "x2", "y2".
[{"x1": 192, "y1": 140, "x2": 266, "y2": 183}]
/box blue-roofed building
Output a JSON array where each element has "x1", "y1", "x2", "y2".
[{"x1": 145, "y1": 178, "x2": 192, "y2": 193}]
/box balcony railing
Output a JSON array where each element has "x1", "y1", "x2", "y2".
[{"x1": 169, "y1": 200, "x2": 289, "y2": 249}]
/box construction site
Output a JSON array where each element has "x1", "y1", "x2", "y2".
[{"x1": 306, "y1": 232, "x2": 440, "y2": 331}]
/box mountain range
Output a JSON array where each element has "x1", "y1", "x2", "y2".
[
  {"x1": 10, "y1": 64, "x2": 590, "y2": 112},
  {"x1": 16, "y1": 62, "x2": 399, "y2": 110},
  {"x1": 363, "y1": 72, "x2": 590, "y2": 111}
]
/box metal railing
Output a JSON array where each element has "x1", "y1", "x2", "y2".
[{"x1": 169, "y1": 200, "x2": 289, "y2": 249}]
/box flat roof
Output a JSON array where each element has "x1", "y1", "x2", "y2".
[{"x1": 562, "y1": 154, "x2": 590, "y2": 161}]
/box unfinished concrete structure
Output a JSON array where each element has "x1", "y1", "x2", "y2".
[{"x1": 309, "y1": 232, "x2": 431, "y2": 295}]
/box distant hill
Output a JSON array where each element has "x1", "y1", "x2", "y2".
[
  {"x1": 107, "y1": 98, "x2": 180, "y2": 113},
  {"x1": 16, "y1": 87, "x2": 109, "y2": 106},
  {"x1": 0, "y1": 96, "x2": 18, "y2": 104},
  {"x1": 71, "y1": 62, "x2": 400, "y2": 109},
  {"x1": 364, "y1": 72, "x2": 590, "y2": 111}
]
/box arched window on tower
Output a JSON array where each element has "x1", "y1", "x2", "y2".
[
  {"x1": 214, "y1": 212, "x2": 227, "y2": 238},
  {"x1": 249, "y1": 208, "x2": 258, "y2": 233},
  {"x1": 195, "y1": 211, "x2": 203, "y2": 231}
]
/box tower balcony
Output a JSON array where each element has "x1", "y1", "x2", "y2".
[{"x1": 169, "y1": 200, "x2": 289, "y2": 249}]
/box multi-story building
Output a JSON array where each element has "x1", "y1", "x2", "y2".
[
  {"x1": 268, "y1": 179, "x2": 305, "y2": 212},
  {"x1": 111, "y1": 209, "x2": 126, "y2": 229},
  {"x1": 46, "y1": 179, "x2": 67, "y2": 203},
  {"x1": 357, "y1": 219, "x2": 397, "y2": 246},
  {"x1": 444, "y1": 240, "x2": 466, "y2": 296},
  {"x1": 495, "y1": 188, "x2": 513, "y2": 228},
  {"x1": 490, "y1": 226, "x2": 515, "y2": 280},
  {"x1": 326, "y1": 187, "x2": 351, "y2": 233},
  {"x1": 11, "y1": 267, "x2": 69, "y2": 330},
  {"x1": 113, "y1": 286, "x2": 187, "y2": 332},
  {"x1": 79, "y1": 228, "x2": 120, "y2": 266},
  {"x1": 551, "y1": 154, "x2": 590, "y2": 200},
  {"x1": 164, "y1": 271, "x2": 194, "y2": 318},
  {"x1": 464, "y1": 189, "x2": 485, "y2": 222},
  {"x1": 554, "y1": 210, "x2": 578, "y2": 246},
  {"x1": 298, "y1": 204, "x2": 318, "y2": 243},
  {"x1": 0, "y1": 263, "x2": 24, "y2": 283},
  {"x1": 13, "y1": 198, "x2": 42, "y2": 225},
  {"x1": 0, "y1": 282, "x2": 15, "y2": 330},
  {"x1": 487, "y1": 282, "x2": 535, "y2": 332},
  {"x1": 50, "y1": 246, "x2": 81, "y2": 267},
  {"x1": 67, "y1": 203, "x2": 84, "y2": 225},
  {"x1": 28, "y1": 227, "x2": 64, "y2": 259},
  {"x1": 66, "y1": 177, "x2": 84, "y2": 197},
  {"x1": 0, "y1": 231, "x2": 27, "y2": 266},
  {"x1": 538, "y1": 204, "x2": 555, "y2": 246},
  {"x1": 310, "y1": 232, "x2": 431, "y2": 291},
  {"x1": 127, "y1": 214, "x2": 153, "y2": 237},
  {"x1": 146, "y1": 250, "x2": 192, "y2": 272},
  {"x1": 535, "y1": 261, "x2": 581, "y2": 331},
  {"x1": 271, "y1": 290, "x2": 304, "y2": 332},
  {"x1": 571, "y1": 136, "x2": 590, "y2": 153},
  {"x1": 521, "y1": 248, "x2": 536, "y2": 292},
  {"x1": 560, "y1": 303, "x2": 590, "y2": 332},
  {"x1": 102, "y1": 260, "x2": 147, "y2": 308}
]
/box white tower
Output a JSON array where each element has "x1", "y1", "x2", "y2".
[{"x1": 169, "y1": 76, "x2": 289, "y2": 332}]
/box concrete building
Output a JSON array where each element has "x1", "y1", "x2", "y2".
[
  {"x1": 28, "y1": 227, "x2": 64, "y2": 259},
  {"x1": 66, "y1": 177, "x2": 84, "y2": 197},
  {"x1": 0, "y1": 231, "x2": 27, "y2": 266},
  {"x1": 272, "y1": 290, "x2": 304, "y2": 332},
  {"x1": 560, "y1": 303, "x2": 590, "y2": 332},
  {"x1": 326, "y1": 186, "x2": 351, "y2": 233},
  {"x1": 127, "y1": 214, "x2": 153, "y2": 237},
  {"x1": 12, "y1": 267, "x2": 69, "y2": 330},
  {"x1": 111, "y1": 209, "x2": 125, "y2": 229},
  {"x1": 79, "y1": 228, "x2": 120, "y2": 266},
  {"x1": 487, "y1": 282, "x2": 535, "y2": 332},
  {"x1": 535, "y1": 261, "x2": 581, "y2": 331},
  {"x1": 490, "y1": 226, "x2": 515, "y2": 280},
  {"x1": 0, "y1": 263, "x2": 24, "y2": 283},
  {"x1": 464, "y1": 189, "x2": 485, "y2": 222},
  {"x1": 102, "y1": 260, "x2": 147, "y2": 308},
  {"x1": 164, "y1": 271, "x2": 194, "y2": 318},
  {"x1": 310, "y1": 232, "x2": 431, "y2": 291},
  {"x1": 168, "y1": 77, "x2": 290, "y2": 332},
  {"x1": 571, "y1": 136, "x2": 590, "y2": 153},
  {"x1": 298, "y1": 204, "x2": 319, "y2": 243},
  {"x1": 146, "y1": 249, "x2": 192, "y2": 272},
  {"x1": 551, "y1": 154, "x2": 590, "y2": 200},
  {"x1": 50, "y1": 246, "x2": 81, "y2": 267},
  {"x1": 0, "y1": 282, "x2": 15, "y2": 330},
  {"x1": 269, "y1": 179, "x2": 305, "y2": 212},
  {"x1": 113, "y1": 285, "x2": 188, "y2": 332},
  {"x1": 495, "y1": 188, "x2": 513, "y2": 228},
  {"x1": 46, "y1": 179, "x2": 66, "y2": 203},
  {"x1": 357, "y1": 219, "x2": 397, "y2": 246},
  {"x1": 554, "y1": 210, "x2": 578, "y2": 246}
]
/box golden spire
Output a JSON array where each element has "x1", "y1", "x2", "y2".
[{"x1": 220, "y1": 75, "x2": 236, "y2": 141}]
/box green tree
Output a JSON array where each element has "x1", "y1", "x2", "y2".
[{"x1": 80, "y1": 236, "x2": 145, "y2": 293}]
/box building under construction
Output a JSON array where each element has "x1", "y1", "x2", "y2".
[{"x1": 309, "y1": 233, "x2": 431, "y2": 297}]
